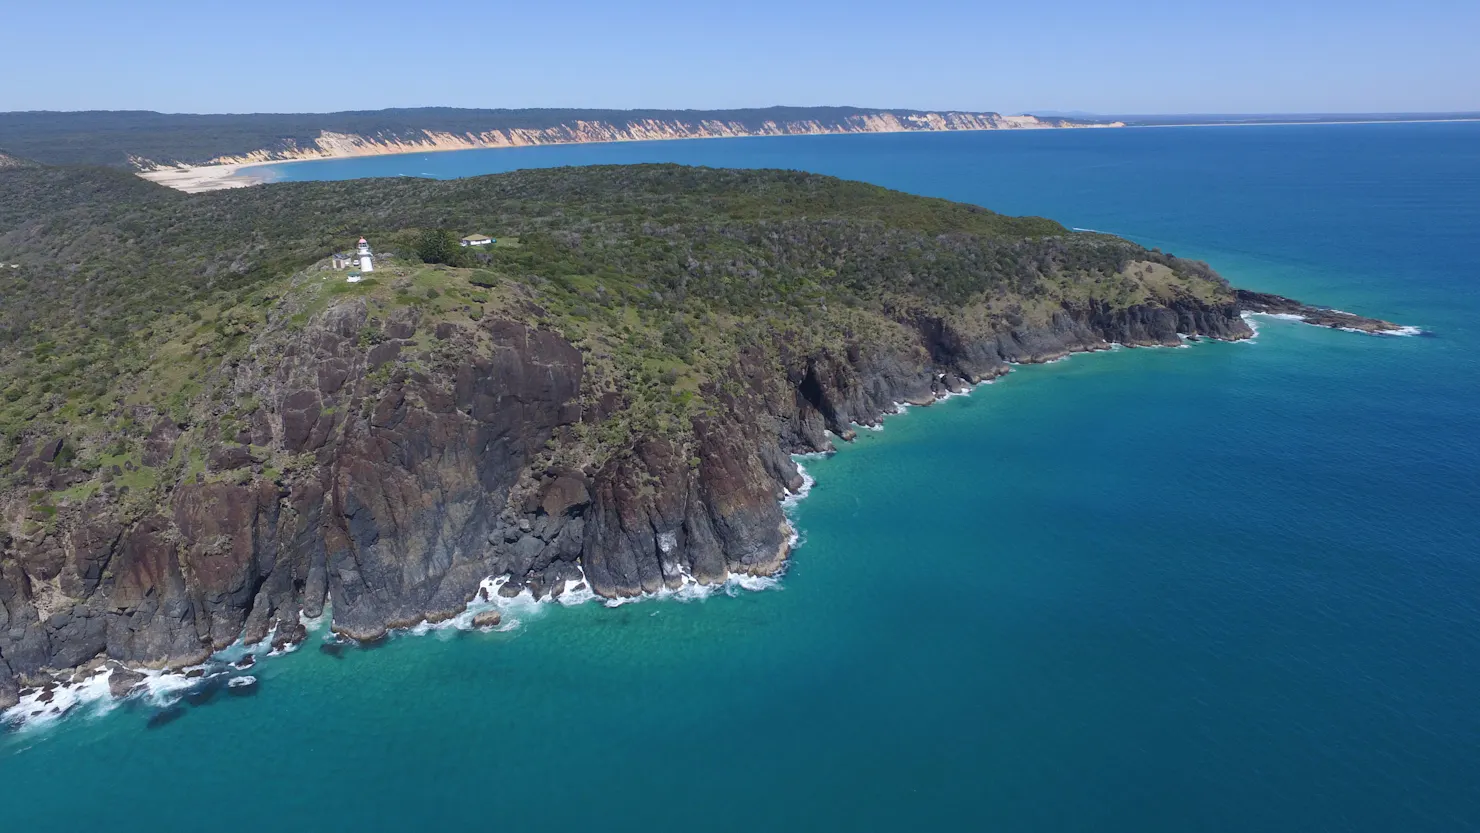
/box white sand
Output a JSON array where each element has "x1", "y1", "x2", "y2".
[{"x1": 137, "y1": 161, "x2": 278, "y2": 193}]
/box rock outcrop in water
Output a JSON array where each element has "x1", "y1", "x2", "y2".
[{"x1": 1235, "y1": 290, "x2": 1408, "y2": 333}]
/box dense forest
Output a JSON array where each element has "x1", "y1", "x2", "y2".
[
  {"x1": 0, "y1": 107, "x2": 1069, "y2": 167},
  {"x1": 0, "y1": 158, "x2": 1221, "y2": 480}
]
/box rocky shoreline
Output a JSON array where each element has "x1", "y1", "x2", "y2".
[
  {"x1": 1234, "y1": 289, "x2": 1417, "y2": 334},
  {"x1": 0, "y1": 160, "x2": 1416, "y2": 718},
  {"x1": 1, "y1": 286, "x2": 1416, "y2": 721}
]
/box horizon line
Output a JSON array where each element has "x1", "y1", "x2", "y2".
[{"x1": 2, "y1": 106, "x2": 1478, "y2": 119}]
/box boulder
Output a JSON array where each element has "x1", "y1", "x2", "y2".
[
  {"x1": 472, "y1": 610, "x2": 502, "y2": 628},
  {"x1": 207, "y1": 445, "x2": 256, "y2": 471},
  {"x1": 271, "y1": 622, "x2": 308, "y2": 652},
  {"x1": 107, "y1": 667, "x2": 146, "y2": 699}
]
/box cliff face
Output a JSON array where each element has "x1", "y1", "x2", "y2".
[
  {"x1": 136, "y1": 112, "x2": 1121, "y2": 170},
  {"x1": 4, "y1": 162, "x2": 1313, "y2": 712},
  {"x1": 0, "y1": 292, "x2": 1247, "y2": 708}
]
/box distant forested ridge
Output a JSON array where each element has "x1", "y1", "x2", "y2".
[{"x1": 0, "y1": 107, "x2": 1113, "y2": 168}]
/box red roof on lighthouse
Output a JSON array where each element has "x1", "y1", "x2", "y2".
[{"x1": 358, "y1": 237, "x2": 367, "y2": 244}]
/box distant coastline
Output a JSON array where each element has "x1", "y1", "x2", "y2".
[
  {"x1": 107, "y1": 108, "x2": 1480, "y2": 194},
  {"x1": 134, "y1": 111, "x2": 1119, "y2": 193}
]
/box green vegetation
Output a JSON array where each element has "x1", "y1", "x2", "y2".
[
  {"x1": 415, "y1": 228, "x2": 473, "y2": 267},
  {"x1": 0, "y1": 159, "x2": 1230, "y2": 507}
]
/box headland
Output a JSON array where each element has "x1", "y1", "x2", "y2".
[{"x1": 0, "y1": 160, "x2": 1408, "y2": 723}]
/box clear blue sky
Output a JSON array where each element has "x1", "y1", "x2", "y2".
[{"x1": 5, "y1": 0, "x2": 1477, "y2": 114}]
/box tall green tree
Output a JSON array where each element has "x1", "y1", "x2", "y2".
[{"x1": 416, "y1": 227, "x2": 467, "y2": 266}]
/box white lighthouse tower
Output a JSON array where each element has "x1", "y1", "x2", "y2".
[{"x1": 356, "y1": 237, "x2": 374, "y2": 273}]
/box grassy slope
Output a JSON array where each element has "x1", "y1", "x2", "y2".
[{"x1": 0, "y1": 162, "x2": 1231, "y2": 526}]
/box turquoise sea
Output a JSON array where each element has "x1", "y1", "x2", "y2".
[{"x1": 5, "y1": 124, "x2": 1479, "y2": 831}]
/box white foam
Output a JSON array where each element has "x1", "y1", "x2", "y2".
[
  {"x1": 266, "y1": 640, "x2": 300, "y2": 657},
  {"x1": 1, "y1": 670, "x2": 114, "y2": 730},
  {"x1": 300, "y1": 605, "x2": 330, "y2": 633},
  {"x1": 213, "y1": 624, "x2": 278, "y2": 665},
  {"x1": 781, "y1": 463, "x2": 816, "y2": 510},
  {"x1": 555, "y1": 578, "x2": 601, "y2": 608},
  {"x1": 1243, "y1": 310, "x2": 1424, "y2": 338},
  {"x1": 461, "y1": 561, "x2": 782, "y2": 622},
  {"x1": 0, "y1": 658, "x2": 252, "y2": 732},
  {"x1": 135, "y1": 669, "x2": 206, "y2": 708},
  {"x1": 1341, "y1": 324, "x2": 1425, "y2": 337},
  {"x1": 1, "y1": 601, "x2": 336, "y2": 730}
]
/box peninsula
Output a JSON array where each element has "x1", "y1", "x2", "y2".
[
  {"x1": 0, "y1": 158, "x2": 1402, "y2": 717},
  {"x1": 0, "y1": 107, "x2": 1122, "y2": 193}
]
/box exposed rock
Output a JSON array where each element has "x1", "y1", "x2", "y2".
[
  {"x1": 0, "y1": 674, "x2": 16, "y2": 711},
  {"x1": 0, "y1": 290, "x2": 1287, "y2": 695},
  {"x1": 367, "y1": 341, "x2": 401, "y2": 369},
  {"x1": 271, "y1": 622, "x2": 308, "y2": 652},
  {"x1": 472, "y1": 610, "x2": 502, "y2": 628},
  {"x1": 143, "y1": 418, "x2": 182, "y2": 467},
  {"x1": 37, "y1": 437, "x2": 64, "y2": 463},
  {"x1": 208, "y1": 445, "x2": 258, "y2": 471},
  {"x1": 227, "y1": 676, "x2": 258, "y2": 695},
  {"x1": 1235, "y1": 290, "x2": 1407, "y2": 333},
  {"x1": 107, "y1": 666, "x2": 146, "y2": 699}
]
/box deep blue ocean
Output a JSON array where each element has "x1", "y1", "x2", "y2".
[{"x1": 4, "y1": 125, "x2": 1478, "y2": 832}]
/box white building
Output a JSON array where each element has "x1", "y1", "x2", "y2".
[{"x1": 461, "y1": 233, "x2": 493, "y2": 247}]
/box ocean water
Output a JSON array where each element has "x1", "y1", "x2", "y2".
[{"x1": 5, "y1": 124, "x2": 1479, "y2": 832}]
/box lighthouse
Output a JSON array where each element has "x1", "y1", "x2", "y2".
[{"x1": 356, "y1": 237, "x2": 374, "y2": 273}]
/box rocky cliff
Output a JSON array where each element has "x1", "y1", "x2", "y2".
[
  {"x1": 0, "y1": 294, "x2": 1249, "y2": 710},
  {"x1": 0, "y1": 163, "x2": 1397, "y2": 713}
]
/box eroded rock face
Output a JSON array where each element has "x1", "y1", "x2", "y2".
[
  {"x1": 326, "y1": 320, "x2": 584, "y2": 638},
  {"x1": 0, "y1": 297, "x2": 1252, "y2": 692}
]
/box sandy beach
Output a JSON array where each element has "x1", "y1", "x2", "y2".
[{"x1": 137, "y1": 161, "x2": 279, "y2": 193}]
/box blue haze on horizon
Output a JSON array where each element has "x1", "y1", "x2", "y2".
[{"x1": 3, "y1": 0, "x2": 1478, "y2": 115}]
